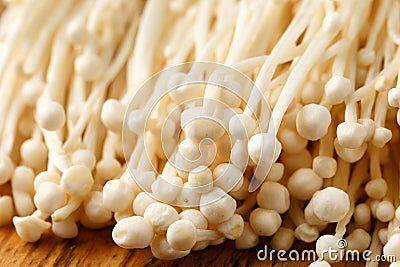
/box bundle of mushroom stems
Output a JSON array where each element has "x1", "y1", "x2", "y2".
[{"x1": 1, "y1": 0, "x2": 400, "y2": 266}]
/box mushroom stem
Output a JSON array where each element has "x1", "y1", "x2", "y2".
[
  {"x1": 332, "y1": 158, "x2": 350, "y2": 191},
  {"x1": 0, "y1": 0, "x2": 54, "y2": 80},
  {"x1": 23, "y1": 0, "x2": 75, "y2": 75},
  {"x1": 64, "y1": 16, "x2": 137, "y2": 150},
  {"x1": 0, "y1": 61, "x2": 21, "y2": 139},
  {"x1": 335, "y1": 156, "x2": 368, "y2": 238},
  {"x1": 244, "y1": 0, "x2": 320, "y2": 117},
  {"x1": 366, "y1": 221, "x2": 385, "y2": 267},
  {"x1": 235, "y1": 192, "x2": 257, "y2": 219}
]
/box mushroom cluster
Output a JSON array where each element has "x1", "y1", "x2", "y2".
[{"x1": 0, "y1": 0, "x2": 400, "y2": 266}]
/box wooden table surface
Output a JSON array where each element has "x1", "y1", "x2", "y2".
[{"x1": 0, "y1": 225, "x2": 378, "y2": 267}]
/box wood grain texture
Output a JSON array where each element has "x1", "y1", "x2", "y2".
[{"x1": 0, "y1": 225, "x2": 384, "y2": 267}]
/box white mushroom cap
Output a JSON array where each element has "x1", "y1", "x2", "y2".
[
  {"x1": 200, "y1": 187, "x2": 236, "y2": 224},
  {"x1": 34, "y1": 171, "x2": 61, "y2": 191},
  {"x1": 346, "y1": 228, "x2": 371, "y2": 252},
  {"x1": 324, "y1": 75, "x2": 351, "y2": 105},
  {"x1": 376, "y1": 200, "x2": 395, "y2": 222},
  {"x1": 388, "y1": 87, "x2": 400, "y2": 108},
  {"x1": 312, "y1": 156, "x2": 337, "y2": 178},
  {"x1": 61, "y1": 165, "x2": 93, "y2": 198},
  {"x1": 112, "y1": 216, "x2": 155, "y2": 249},
  {"x1": 66, "y1": 17, "x2": 87, "y2": 45},
  {"x1": 301, "y1": 81, "x2": 324, "y2": 104},
  {"x1": 151, "y1": 235, "x2": 190, "y2": 260},
  {"x1": 257, "y1": 181, "x2": 290, "y2": 214},
  {"x1": 84, "y1": 191, "x2": 112, "y2": 223},
  {"x1": 80, "y1": 211, "x2": 110, "y2": 230},
  {"x1": 178, "y1": 138, "x2": 201, "y2": 161},
  {"x1": 266, "y1": 162, "x2": 284, "y2": 182},
  {"x1": 287, "y1": 168, "x2": 323, "y2": 200},
  {"x1": 174, "y1": 182, "x2": 201, "y2": 207},
  {"x1": 277, "y1": 127, "x2": 308, "y2": 154},
  {"x1": 270, "y1": 227, "x2": 295, "y2": 251},
  {"x1": 114, "y1": 208, "x2": 134, "y2": 222},
  {"x1": 13, "y1": 216, "x2": 51, "y2": 242},
  {"x1": 333, "y1": 138, "x2": 368, "y2": 163},
  {"x1": 213, "y1": 163, "x2": 243, "y2": 193},
  {"x1": 249, "y1": 208, "x2": 281, "y2": 236},
  {"x1": 378, "y1": 228, "x2": 388, "y2": 244},
  {"x1": 95, "y1": 159, "x2": 122, "y2": 182},
  {"x1": 353, "y1": 203, "x2": 371, "y2": 226},
  {"x1": 228, "y1": 113, "x2": 256, "y2": 140},
  {"x1": 281, "y1": 149, "x2": 312, "y2": 173},
  {"x1": 11, "y1": 166, "x2": 35, "y2": 194},
  {"x1": 12, "y1": 191, "x2": 35, "y2": 217},
  {"x1": 209, "y1": 81, "x2": 243, "y2": 108},
  {"x1": 304, "y1": 201, "x2": 329, "y2": 226},
  {"x1": 358, "y1": 118, "x2": 375, "y2": 141},
  {"x1": 74, "y1": 52, "x2": 104, "y2": 81},
  {"x1": 34, "y1": 182, "x2": 68, "y2": 214},
  {"x1": 229, "y1": 178, "x2": 250, "y2": 200},
  {"x1": 151, "y1": 175, "x2": 182, "y2": 203},
  {"x1": 312, "y1": 187, "x2": 350, "y2": 223},
  {"x1": 357, "y1": 48, "x2": 376, "y2": 66},
  {"x1": 21, "y1": 77, "x2": 45, "y2": 106},
  {"x1": 130, "y1": 169, "x2": 156, "y2": 192},
  {"x1": 101, "y1": 99, "x2": 126, "y2": 134},
  {"x1": 365, "y1": 178, "x2": 388, "y2": 199},
  {"x1": 166, "y1": 219, "x2": 197, "y2": 251},
  {"x1": 294, "y1": 223, "x2": 319, "y2": 243},
  {"x1": 248, "y1": 132, "x2": 275, "y2": 166},
  {"x1": 168, "y1": 74, "x2": 204, "y2": 103},
  {"x1": 184, "y1": 118, "x2": 225, "y2": 143},
  {"x1": 102, "y1": 179, "x2": 135, "y2": 212},
  {"x1": 316, "y1": 235, "x2": 343, "y2": 263},
  {"x1": 336, "y1": 122, "x2": 367, "y2": 149},
  {"x1": 52, "y1": 216, "x2": 78, "y2": 239},
  {"x1": 188, "y1": 166, "x2": 213, "y2": 193},
  {"x1": 71, "y1": 149, "x2": 96, "y2": 172},
  {"x1": 132, "y1": 192, "x2": 156, "y2": 216},
  {"x1": 296, "y1": 104, "x2": 331, "y2": 141},
  {"x1": 369, "y1": 199, "x2": 380, "y2": 218},
  {"x1": 372, "y1": 127, "x2": 392, "y2": 148},
  {"x1": 179, "y1": 209, "x2": 208, "y2": 229},
  {"x1": 127, "y1": 109, "x2": 146, "y2": 135},
  {"x1": 36, "y1": 101, "x2": 66, "y2": 131},
  {"x1": 20, "y1": 139, "x2": 48, "y2": 170},
  {"x1": 217, "y1": 214, "x2": 244, "y2": 240},
  {"x1": 144, "y1": 202, "x2": 179, "y2": 235},
  {"x1": 235, "y1": 222, "x2": 259, "y2": 249},
  {"x1": 383, "y1": 233, "x2": 400, "y2": 259}
]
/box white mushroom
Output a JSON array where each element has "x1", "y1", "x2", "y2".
[
  {"x1": 112, "y1": 216, "x2": 155, "y2": 249},
  {"x1": 199, "y1": 187, "x2": 236, "y2": 224},
  {"x1": 144, "y1": 202, "x2": 179, "y2": 235}
]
